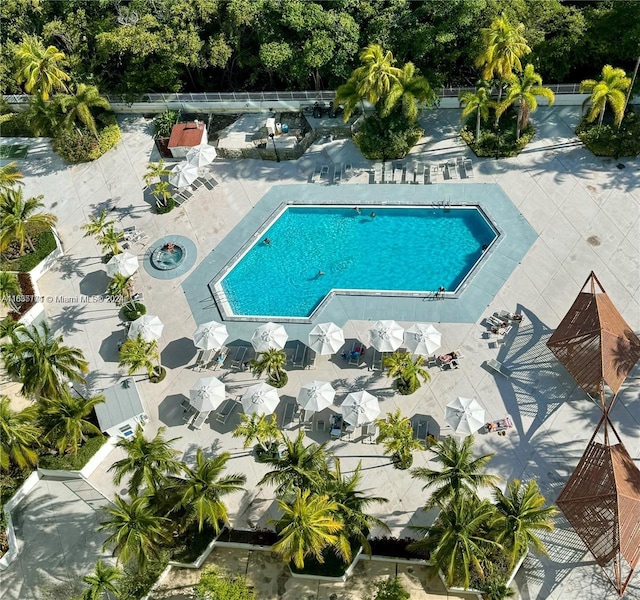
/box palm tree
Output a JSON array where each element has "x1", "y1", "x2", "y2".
[
  {"x1": 143, "y1": 160, "x2": 171, "y2": 187},
  {"x1": 0, "y1": 272, "x2": 20, "y2": 311},
  {"x1": 410, "y1": 435, "x2": 499, "y2": 507},
  {"x1": 118, "y1": 334, "x2": 161, "y2": 379},
  {"x1": 496, "y1": 64, "x2": 555, "y2": 139},
  {"x1": 0, "y1": 162, "x2": 24, "y2": 191},
  {"x1": 25, "y1": 94, "x2": 64, "y2": 137},
  {"x1": 81, "y1": 209, "x2": 116, "y2": 239},
  {"x1": 152, "y1": 181, "x2": 173, "y2": 209},
  {"x1": 106, "y1": 273, "x2": 132, "y2": 304},
  {"x1": 250, "y1": 348, "x2": 287, "y2": 388},
  {"x1": 57, "y1": 84, "x2": 110, "y2": 138},
  {"x1": 0, "y1": 396, "x2": 40, "y2": 471},
  {"x1": 81, "y1": 560, "x2": 121, "y2": 600},
  {"x1": 459, "y1": 83, "x2": 494, "y2": 141},
  {"x1": 491, "y1": 479, "x2": 556, "y2": 568},
  {"x1": 334, "y1": 76, "x2": 363, "y2": 122},
  {"x1": 259, "y1": 430, "x2": 329, "y2": 496},
  {"x1": 475, "y1": 14, "x2": 531, "y2": 103},
  {"x1": 375, "y1": 409, "x2": 424, "y2": 469},
  {"x1": 99, "y1": 494, "x2": 171, "y2": 569},
  {"x1": 39, "y1": 390, "x2": 104, "y2": 455},
  {"x1": 0, "y1": 187, "x2": 58, "y2": 255},
  {"x1": 232, "y1": 412, "x2": 280, "y2": 452},
  {"x1": 381, "y1": 62, "x2": 436, "y2": 122},
  {"x1": 580, "y1": 65, "x2": 631, "y2": 127},
  {"x1": 14, "y1": 35, "x2": 70, "y2": 100},
  {"x1": 1, "y1": 321, "x2": 89, "y2": 399},
  {"x1": 352, "y1": 44, "x2": 402, "y2": 107},
  {"x1": 409, "y1": 496, "x2": 502, "y2": 588},
  {"x1": 109, "y1": 426, "x2": 182, "y2": 496},
  {"x1": 96, "y1": 225, "x2": 123, "y2": 256},
  {"x1": 271, "y1": 488, "x2": 343, "y2": 569},
  {"x1": 170, "y1": 449, "x2": 246, "y2": 533},
  {"x1": 383, "y1": 352, "x2": 430, "y2": 395}
]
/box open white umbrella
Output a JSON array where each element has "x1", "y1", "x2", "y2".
[
  {"x1": 128, "y1": 315, "x2": 164, "y2": 342},
  {"x1": 193, "y1": 321, "x2": 228, "y2": 351},
  {"x1": 251, "y1": 322, "x2": 288, "y2": 352},
  {"x1": 342, "y1": 391, "x2": 380, "y2": 427},
  {"x1": 168, "y1": 162, "x2": 199, "y2": 189},
  {"x1": 405, "y1": 323, "x2": 441, "y2": 356},
  {"x1": 308, "y1": 322, "x2": 344, "y2": 355},
  {"x1": 189, "y1": 377, "x2": 225, "y2": 412},
  {"x1": 106, "y1": 252, "x2": 138, "y2": 278},
  {"x1": 369, "y1": 320, "x2": 404, "y2": 352},
  {"x1": 445, "y1": 397, "x2": 485, "y2": 435},
  {"x1": 186, "y1": 143, "x2": 217, "y2": 169},
  {"x1": 297, "y1": 380, "x2": 335, "y2": 413},
  {"x1": 241, "y1": 382, "x2": 280, "y2": 416}
]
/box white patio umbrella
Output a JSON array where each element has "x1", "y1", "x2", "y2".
[
  {"x1": 189, "y1": 377, "x2": 225, "y2": 412},
  {"x1": 168, "y1": 162, "x2": 199, "y2": 189},
  {"x1": 251, "y1": 322, "x2": 288, "y2": 352},
  {"x1": 342, "y1": 391, "x2": 380, "y2": 427},
  {"x1": 106, "y1": 251, "x2": 138, "y2": 278},
  {"x1": 369, "y1": 320, "x2": 404, "y2": 352},
  {"x1": 193, "y1": 320, "x2": 228, "y2": 351},
  {"x1": 404, "y1": 323, "x2": 442, "y2": 356},
  {"x1": 241, "y1": 382, "x2": 280, "y2": 416},
  {"x1": 308, "y1": 322, "x2": 344, "y2": 355},
  {"x1": 128, "y1": 315, "x2": 164, "y2": 342},
  {"x1": 445, "y1": 397, "x2": 486, "y2": 435},
  {"x1": 186, "y1": 143, "x2": 217, "y2": 169},
  {"x1": 297, "y1": 380, "x2": 335, "y2": 413}
]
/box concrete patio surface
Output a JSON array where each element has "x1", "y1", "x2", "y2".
[{"x1": 5, "y1": 105, "x2": 640, "y2": 599}]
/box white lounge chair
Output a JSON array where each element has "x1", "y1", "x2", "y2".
[
  {"x1": 464, "y1": 159, "x2": 475, "y2": 178},
  {"x1": 429, "y1": 164, "x2": 440, "y2": 183},
  {"x1": 319, "y1": 165, "x2": 329, "y2": 183},
  {"x1": 447, "y1": 160, "x2": 459, "y2": 179},
  {"x1": 393, "y1": 164, "x2": 403, "y2": 183},
  {"x1": 216, "y1": 397, "x2": 237, "y2": 424},
  {"x1": 282, "y1": 402, "x2": 296, "y2": 429},
  {"x1": 373, "y1": 163, "x2": 382, "y2": 183}
]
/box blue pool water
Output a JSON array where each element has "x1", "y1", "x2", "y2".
[{"x1": 220, "y1": 206, "x2": 496, "y2": 317}]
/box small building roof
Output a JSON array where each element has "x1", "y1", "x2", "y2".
[
  {"x1": 95, "y1": 378, "x2": 144, "y2": 432},
  {"x1": 168, "y1": 121, "x2": 206, "y2": 149}
]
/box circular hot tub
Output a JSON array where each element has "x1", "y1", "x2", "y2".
[{"x1": 151, "y1": 243, "x2": 186, "y2": 271}]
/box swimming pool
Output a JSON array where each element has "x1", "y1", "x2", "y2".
[{"x1": 217, "y1": 205, "x2": 497, "y2": 318}]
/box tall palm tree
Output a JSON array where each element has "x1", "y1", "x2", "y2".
[
  {"x1": 491, "y1": 479, "x2": 556, "y2": 568},
  {"x1": 143, "y1": 160, "x2": 171, "y2": 187},
  {"x1": 25, "y1": 94, "x2": 65, "y2": 137},
  {"x1": 0, "y1": 187, "x2": 58, "y2": 254},
  {"x1": 409, "y1": 496, "x2": 502, "y2": 588},
  {"x1": 58, "y1": 84, "x2": 110, "y2": 138},
  {"x1": 383, "y1": 352, "x2": 430, "y2": 395},
  {"x1": 496, "y1": 64, "x2": 555, "y2": 139},
  {"x1": 410, "y1": 435, "x2": 500, "y2": 507},
  {"x1": 259, "y1": 430, "x2": 329, "y2": 496},
  {"x1": 381, "y1": 62, "x2": 436, "y2": 122},
  {"x1": 1, "y1": 321, "x2": 89, "y2": 399},
  {"x1": 250, "y1": 348, "x2": 287, "y2": 388},
  {"x1": 81, "y1": 560, "x2": 121, "y2": 600},
  {"x1": 39, "y1": 390, "x2": 104, "y2": 455},
  {"x1": 0, "y1": 162, "x2": 24, "y2": 191},
  {"x1": 81, "y1": 209, "x2": 115, "y2": 239},
  {"x1": 475, "y1": 14, "x2": 531, "y2": 103},
  {"x1": 232, "y1": 412, "x2": 280, "y2": 452},
  {"x1": 14, "y1": 35, "x2": 70, "y2": 100},
  {"x1": 375, "y1": 409, "x2": 424, "y2": 469},
  {"x1": 0, "y1": 396, "x2": 40, "y2": 471},
  {"x1": 170, "y1": 449, "x2": 246, "y2": 533},
  {"x1": 580, "y1": 65, "x2": 631, "y2": 127},
  {"x1": 118, "y1": 334, "x2": 160, "y2": 379},
  {"x1": 96, "y1": 225, "x2": 123, "y2": 256},
  {"x1": 108, "y1": 426, "x2": 182, "y2": 496},
  {"x1": 99, "y1": 494, "x2": 171, "y2": 569},
  {"x1": 0, "y1": 272, "x2": 20, "y2": 311},
  {"x1": 271, "y1": 488, "x2": 343, "y2": 569},
  {"x1": 459, "y1": 83, "x2": 494, "y2": 141},
  {"x1": 352, "y1": 44, "x2": 402, "y2": 107},
  {"x1": 334, "y1": 76, "x2": 364, "y2": 122}
]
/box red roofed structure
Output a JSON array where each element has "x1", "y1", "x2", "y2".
[{"x1": 168, "y1": 121, "x2": 207, "y2": 158}]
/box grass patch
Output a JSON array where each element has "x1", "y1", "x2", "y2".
[
  {"x1": 0, "y1": 224, "x2": 57, "y2": 272},
  {"x1": 38, "y1": 435, "x2": 107, "y2": 470},
  {"x1": 576, "y1": 110, "x2": 640, "y2": 158},
  {"x1": 0, "y1": 144, "x2": 28, "y2": 159}
]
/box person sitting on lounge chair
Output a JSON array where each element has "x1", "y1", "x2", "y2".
[{"x1": 439, "y1": 351, "x2": 458, "y2": 363}]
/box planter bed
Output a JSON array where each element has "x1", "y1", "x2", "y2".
[
  {"x1": 369, "y1": 536, "x2": 427, "y2": 560},
  {"x1": 216, "y1": 527, "x2": 278, "y2": 546}
]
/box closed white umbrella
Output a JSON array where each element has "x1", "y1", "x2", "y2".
[
  {"x1": 241, "y1": 382, "x2": 280, "y2": 416},
  {"x1": 193, "y1": 321, "x2": 228, "y2": 351},
  {"x1": 186, "y1": 143, "x2": 217, "y2": 169},
  {"x1": 308, "y1": 322, "x2": 344, "y2": 355},
  {"x1": 342, "y1": 391, "x2": 380, "y2": 427},
  {"x1": 168, "y1": 162, "x2": 199, "y2": 189},
  {"x1": 189, "y1": 377, "x2": 225, "y2": 412},
  {"x1": 405, "y1": 323, "x2": 441, "y2": 356},
  {"x1": 297, "y1": 380, "x2": 335, "y2": 413},
  {"x1": 251, "y1": 322, "x2": 288, "y2": 352},
  {"x1": 106, "y1": 252, "x2": 138, "y2": 278},
  {"x1": 128, "y1": 315, "x2": 164, "y2": 342},
  {"x1": 369, "y1": 320, "x2": 404, "y2": 352},
  {"x1": 445, "y1": 397, "x2": 485, "y2": 435}
]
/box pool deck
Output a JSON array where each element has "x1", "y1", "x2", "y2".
[{"x1": 6, "y1": 106, "x2": 640, "y2": 600}]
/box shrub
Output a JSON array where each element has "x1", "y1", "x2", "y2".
[
  {"x1": 155, "y1": 197, "x2": 176, "y2": 214},
  {"x1": 8, "y1": 272, "x2": 36, "y2": 320},
  {"x1": 154, "y1": 110, "x2": 179, "y2": 138},
  {"x1": 149, "y1": 366, "x2": 166, "y2": 383},
  {"x1": 354, "y1": 112, "x2": 423, "y2": 160},
  {"x1": 195, "y1": 566, "x2": 256, "y2": 600},
  {"x1": 53, "y1": 122, "x2": 121, "y2": 163},
  {"x1": 267, "y1": 371, "x2": 288, "y2": 388},
  {"x1": 366, "y1": 576, "x2": 410, "y2": 600},
  {"x1": 38, "y1": 435, "x2": 107, "y2": 470},
  {"x1": 122, "y1": 302, "x2": 146, "y2": 321},
  {"x1": 87, "y1": 123, "x2": 121, "y2": 160},
  {"x1": 0, "y1": 110, "x2": 34, "y2": 137},
  {"x1": 117, "y1": 553, "x2": 170, "y2": 600},
  {"x1": 460, "y1": 108, "x2": 535, "y2": 158},
  {"x1": 171, "y1": 524, "x2": 218, "y2": 563},
  {"x1": 576, "y1": 111, "x2": 640, "y2": 158},
  {"x1": 0, "y1": 225, "x2": 57, "y2": 272}
]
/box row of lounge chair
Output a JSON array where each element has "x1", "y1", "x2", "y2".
[
  {"x1": 372, "y1": 158, "x2": 474, "y2": 184},
  {"x1": 174, "y1": 173, "x2": 218, "y2": 205},
  {"x1": 310, "y1": 163, "x2": 354, "y2": 185}
]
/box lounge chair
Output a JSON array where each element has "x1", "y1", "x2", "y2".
[
  {"x1": 413, "y1": 420, "x2": 428, "y2": 442},
  {"x1": 282, "y1": 402, "x2": 296, "y2": 429},
  {"x1": 191, "y1": 410, "x2": 210, "y2": 430},
  {"x1": 373, "y1": 163, "x2": 382, "y2": 184},
  {"x1": 194, "y1": 348, "x2": 214, "y2": 371},
  {"x1": 192, "y1": 178, "x2": 204, "y2": 190},
  {"x1": 203, "y1": 173, "x2": 219, "y2": 189},
  {"x1": 486, "y1": 359, "x2": 512, "y2": 378},
  {"x1": 362, "y1": 422, "x2": 378, "y2": 444},
  {"x1": 348, "y1": 343, "x2": 366, "y2": 366},
  {"x1": 319, "y1": 165, "x2": 329, "y2": 183},
  {"x1": 333, "y1": 164, "x2": 343, "y2": 185},
  {"x1": 463, "y1": 159, "x2": 475, "y2": 178},
  {"x1": 216, "y1": 397, "x2": 237, "y2": 424},
  {"x1": 485, "y1": 416, "x2": 513, "y2": 433},
  {"x1": 310, "y1": 167, "x2": 319, "y2": 184},
  {"x1": 211, "y1": 346, "x2": 228, "y2": 370},
  {"x1": 344, "y1": 163, "x2": 353, "y2": 180},
  {"x1": 292, "y1": 344, "x2": 304, "y2": 368},
  {"x1": 381, "y1": 164, "x2": 389, "y2": 183},
  {"x1": 429, "y1": 164, "x2": 440, "y2": 183},
  {"x1": 230, "y1": 346, "x2": 247, "y2": 369},
  {"x1": 393, "y1": 164, "x2": 403, "y2": 183},
  {"x1": 305, "y1": 348, "x2": 316, "y2": 369},
  {"x1": 447, "y1": 160, "x2": 459, "y2": 179}
]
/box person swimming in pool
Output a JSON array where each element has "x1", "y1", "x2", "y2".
[{"x1": 263, "y1": 238, "x2": 272, "y2": 246}]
